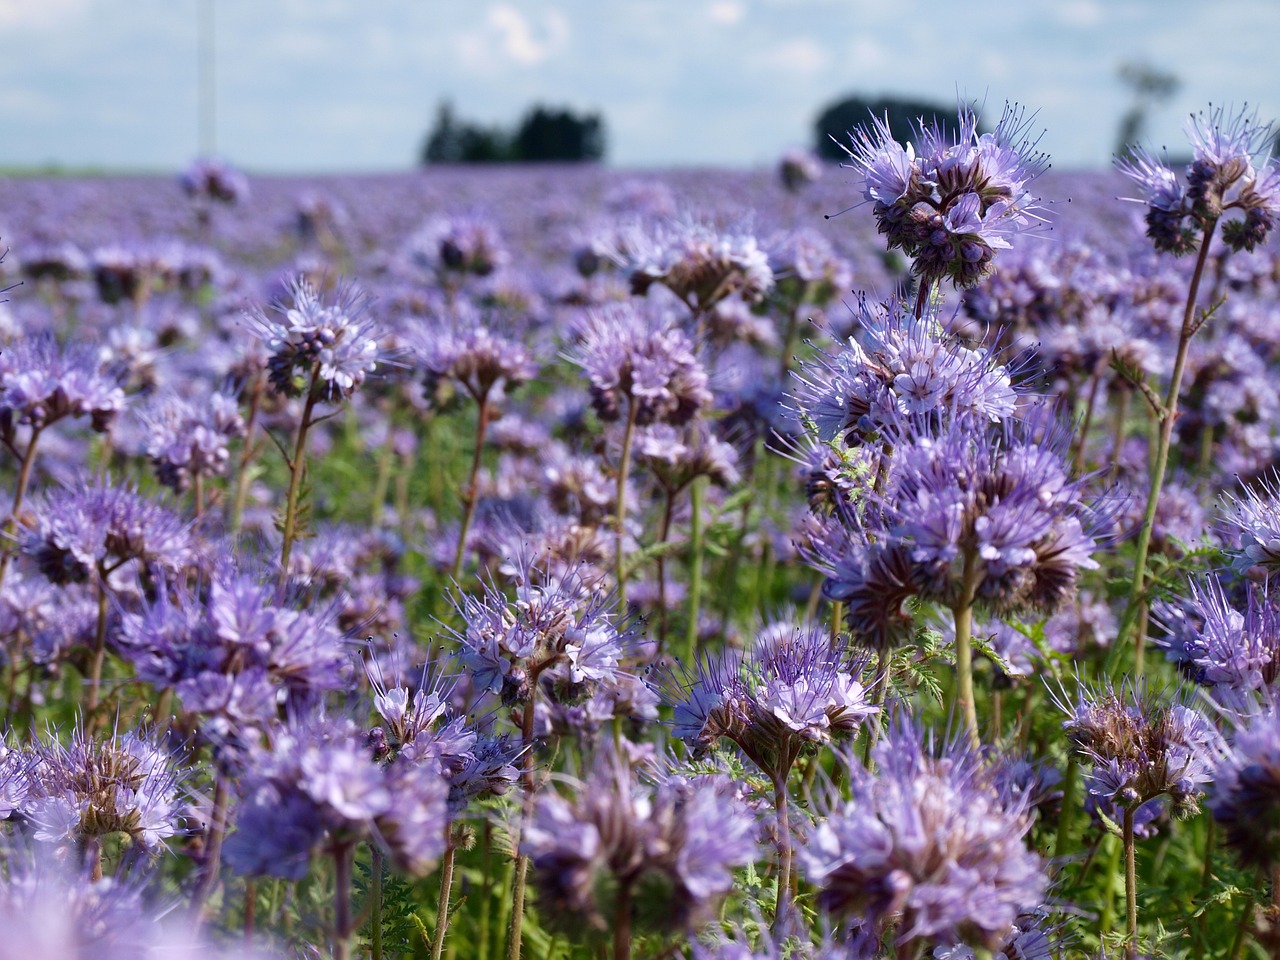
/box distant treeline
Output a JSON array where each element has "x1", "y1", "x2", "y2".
[{"x1": 422, "y1": 102, "x2": 605, "y2": 164}]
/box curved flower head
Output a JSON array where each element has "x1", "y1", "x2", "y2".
[
  {"x1": 1220, "y1": 470, "x2": 1280, "y2": 577},
  {"x1": 249, "y1": 276, "x2": 384, "y2": 401},
  {"x1": 1154, "y1": 576, "x2": 1280, "y2": 695},
  {"x1": 656, "y1": 621, "x2": 877, "y2": 780},
  {"x1": 843, "y1": 103, "x2": 1049, "y2": 290},
  {"x1": 523, "y1": 743, "x2": 758, "y2": 933},
  {"x1": 800, "y1": 717, "x2": 1049, "y2": 951},
  {"x1": 1212, "y1": 699, "x2": 1280, "y2": 873},
  {"x1": 569, "y1": 301, "x2": 712, "y2": 427},
  {"x1": 1118, "y1": 104, "x2": 1280, "y2": 254},
  {"x1": 1057, "y1": 677, "x2": 1221, "y2": 817},
  {"x1": 18, "y1": 476, "x2": 195, "y2": 586},
  {"x1": 0, "y1": 334, "x2": 125, "y2": 440}
]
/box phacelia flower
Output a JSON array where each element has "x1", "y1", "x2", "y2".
[
  {"x1": 1155, "y1": 576, "x2": 1280, "y2": 694},
  {"x1": 800, "y1": 718, "x2": 1049, "y2": 951},
  {"x1": 570, "y1": 301, "x2": 712, "y2": 427},
  {"x1": 179, "y1": 156, "x2": 249, "y2": 205},
  {"x1": 18, "y1": 477, "x2": 195, "y2": 586},
  {"x1": 523, "y1": 744, "x2": 758, "y2": 933},
  {"x1": 0, "y1": 334, "x2": 125, "y2": 441},
  {"x1": 657, "y1": 621, "x2": 877, "y2": 782},
  {"x1": 1118, "y1": 105, "x2": 1280, "y2": 254},
  {"x1": 1058, "y1": 677, "x2": 1220, "y2": 818},
  {"x1": 138, "y1": 387, "x2": 246, "y2": 493},
  {"x1": 1221, "y1": 470, "x2": 1280, "y2": 577},
  {"x1": 843, "y1": 103, "x2": 1049, "y2": 290},
  {"x1": 1211, "y1": 699, "x2": 1280, "y2": 873},
  {"x1": 249, "y1": 276, "x2": 383, "y2": 401},
  {"x1": 410, "y1": 301, "x2": 537, "y2": 405}
]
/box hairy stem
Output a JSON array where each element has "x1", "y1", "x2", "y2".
[
  {"x1": 193, "y1": 775, "x2": 231, "y2": 919},
  {"x1": 614, "y1": 395, "x2": 639, "y2": 608},
  {"x1": 952, "y1": 551, "x2": 981, "y2": 748},
  {"x1": 279, "y1": 379, "x2": 320, "y2": 579},
  {"x1": 452, "y1": 391, "x2": 492, "y2": 581},
  {"x1": 332, "y1": 841, "x2": 354, "y2": 960},
  {"x1": 86, "y1": 572, "x2": 110, "y2": 714},
  {"x1": 772, "y1": 772, "x2": 794, "y2": 925},
  {"x1": 431, "y1": 840, "x2": 457, "y2": 960},
  {"x1": 613, "y1": 879, "x2": 634, "y2": 960},
  {"x1": 1118, "y1": 220, "x2": 1218, "y2": 652},
  {"x1": 1124, "y1": 806, "x2": 1138, "y2": 960},
  {"x1": 684, "y1": 476, "x2": 706, "y2": 662},
  {"x1": 0, "y1": 425, "x2": 43, "y2": 590}
]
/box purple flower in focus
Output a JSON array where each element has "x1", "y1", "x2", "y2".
[
  {"x1": 1118, "y1": 105, "x2": 1280, "y2": 254},
  {"x1": 799, "y1": 718, "x2": 1048, "y2": 951},
  {"x1": 1057, "y1": 677, "x2": 1220, "y2": 817},
  {"x1": 842, "y1": 103, "x2": 1049, "y2": 290},
  {"x1": 249, "y1": 276, "x2": 383, "y2": 401}
]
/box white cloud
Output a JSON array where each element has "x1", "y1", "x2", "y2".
[
  {"x1": 1053, "y1": 0, "x2": 1103, "y2": 27},
  {"x1": 708, "y1": 0, "x2": 744, "y2": 25},
  {"x1": 487, "y1": 4, "x2": 570, "y2": 66},
  {"x1": 0, "y1": 0, "x2": 90, "y2": 32},
  {"x1": 764, "y1": 37, "x2": 829, "y2": 76}
]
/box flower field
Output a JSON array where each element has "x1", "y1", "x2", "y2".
[{"x1": 0, "y1": 105, "x2": 1279, "y2": 959}]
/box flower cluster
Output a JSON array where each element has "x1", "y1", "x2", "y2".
[
  {"x1": 1118, "y1": 105, "x2": 1280, "y2": 254},
  {"x1": 523, "y1": 745, "x2": 758, "y2": 932},
  {"x1": 222, "y1": 713, "x2": 449, "y2": 879},
  {"x1": 18, "y1": 477, "x2": 194, "y2": 586},
  {"x1": 570, "y1": 302, "x2": 712, "y2": 426},
  {"x1": 0, "y1": 334, "x2": 125, "y2": 439},
  {"x1": 139, "y1": 387, "x2": 246, "y2": 493},
  {"x1": 1155, "y1": 577, "x2": 1280, "y2": 694},
  {"x1": 659, "y1": 622, "x2": 877, "y2": 781},
  {"x1": 249, "y1": 276, "x2": 382, "y2": 401},
  {"x1": 800, "y1": 720, "x2": 1048, "y2": 951},
  {"x1": 843, "y1": 103, "x2": 1049, "y2": 289},
  {"x1": 1059, "y1": 678, "x2": 1219, "y2": 817},
  {"x1": 790, "y1": 297, "x2": 1017, "y2": 449},
  {"x1": 607, "y1": 219, "x2": 774, "y2": 312}
]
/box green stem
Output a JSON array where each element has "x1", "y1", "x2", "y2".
[
  {"x1": 612, "y1": 880, "x2": 633, "y2": 960},
  {"x1": 279, "y1": 380, "x2": 320, "y2": 579},
  {"x1": 1054, "y1": 753, "x2": 1078, "y2": 862},
  {"x1": 952, "y1": 551, "x2": 981, "y2": 748},
  {"x1": 229, "y1": 375, "x2": 263, "y2": 535},
  {"x1": 614, "y1": 395, "x2": 639, "y2": 609},
  {"x1": 684, "y1": 476, "x2": 706, "y2": 662},
  {"x1": 772, "y1": 772, "x2": 793, "y2": 924},
  {"x1": 86, "y1": 572, "x2": 110, "y2": 714},
  {"x1": 1124, "y1": 806, "x2": 1138, "y2": 960},
  {"x1": 193, "y1": 775, "x2": 231, "y2": 919},
  {"x1": 431, "y1": 841, "x2": 457, "y2": 960},
  {"x1": 507, "y1": 675, "x2": 542, "y2": 960},
  {"x1": 0, "y1": 425, "x2": 43, "y2": 590},
  {"x1": 452, "y1": 392, "x2": 491, "y2": 581},
  {"x1": 1118, "y1": 219, "x2": 1218, "y2": 652},
  {"x1": 656, "y1": 487, "x2": 675, "y2": 654}
]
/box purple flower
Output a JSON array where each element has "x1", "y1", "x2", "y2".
[
  {"x1": 1119, "y1": 105, "x2": 1280, "y2": 254},
  {"x1": 799, "y1": 718, "x2": 1048, "y2": 950},
  {"x1": 569, "y1": 301, "x2": 712, "y2": 427},
  {"x1": 180, "y1": 156, "x2": 249, "y2": 204},
  {"x1": 0, "y1": 334, "x2": 125, "y2": 439},
  {"x1": 18, "y1": 477, "x2": 194, "y2": 586},
  {"x1": 1057, "y1": 677, "x2": 1221, "y2": 817},
  {"x1": 1212, "y1": 699, "x2": 1280, "y2": 872},
  {"x1": 1154, "y1": 577, "x2": 1280, "y2": 694},
  {"x1": 409, "y1": 300, "x2": 536, "y2": 404},
  {"x1": 1220, "y1": 470, "x2": 1280, "y2": 577},
  {"x1": 657, "y1": 622, "x2": 877, "y2": 781},
  {"x1": 21, "y1": 723, "x2": 187, "y2": 853},
  {"x1": 522, "y1": 744, "x2": 758, "y2": 932},
  {"x1": 138, "y1": 386, "x2": 246, "y2": 493},
  {"x1": 249, "y1": 276, "x2": 383, "y2": 401},
  {"x1": 842, "y1": 103, "x2": 1049, "y2": 289}
]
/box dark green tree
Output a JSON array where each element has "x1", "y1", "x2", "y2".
[
  {"x1": 421, "y1": 102, "x2": 605, "y2": 165},
  {"x1": 513, "y1": 106, "x2": 605, "y2": 162},
  {"x1": 812, "y1": 95, "x2": 973, "y2": 162},
  {"x1": 421, "y1": 102, "x2": 511, "y2": 164}
]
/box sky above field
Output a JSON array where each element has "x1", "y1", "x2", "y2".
[{"x1": 1, "y1": 0, "x2": 1277, "y2": 173}]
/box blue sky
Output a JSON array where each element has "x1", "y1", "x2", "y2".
[{"x1": 1, "y1": 0, "x2": 1277, "y2": 172}]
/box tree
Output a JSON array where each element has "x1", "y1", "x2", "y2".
[
  {"x1": 513, "y1": 106, "x2": 605, "y2": 162},
  {"x1": 421, "y1": 101, "x2": 605, "y2": 165},
  {"x1": 421, "y1": 102, "x2": 511, "y2": 164},
  {"x1": 812, "y1": 95, "x2": 975, "y2": 162}
]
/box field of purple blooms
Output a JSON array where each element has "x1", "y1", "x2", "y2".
[{"x1": 0, "y1": 103, "x2": 1279, "y2": 960}]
